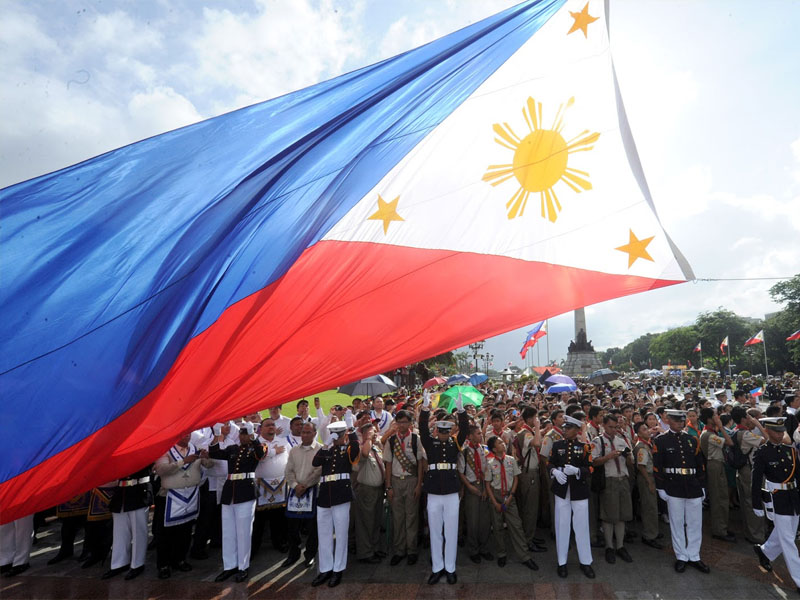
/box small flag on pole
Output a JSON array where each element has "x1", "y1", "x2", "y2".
[
  {"x1": 720, "y1": 336, "x2": 728, "y2": 354},
  {"x1": 744, "y1": 330, "x2": 764, "y2": 346},
  {"x1": 693, "y1": 342, "x2": 701, "y2": 352},
  {"x1": 750, "y1": 387, "x2": 763, "y2": 397},
  {"x1": 519, "y1": 321, "x2": 546, "y2": 359},
  {"x1": 787, "y1": 330, "x2": 800, "y2": 341}
]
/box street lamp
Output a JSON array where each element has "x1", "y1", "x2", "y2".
[
  {"x1": 484, "y1": 352, "x2": 494, "y2": 373},
  {"x1": 468, "y1": 340, "x2": 485, "y2": 372}
]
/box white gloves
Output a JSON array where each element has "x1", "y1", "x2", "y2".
[
  {"x1": 329, "y1": 432, "x2": 341, "y2": 442},
  {"x1": 455, "y1": 390, "x2": 464, "y2": 412},
  {"x1": 753, "y1": 509, "x2": 764, "y2": 518},
  {"x1": 563, "y1": 464, "x2": 580, "y2": 477},
  {"x1": 344, "y1": 409, "x2": 355, "y2": 429},
  {"x1": 422, "y1": 390, "x2": 431, "y2": 409},
  {"x1": 213, "y1": 423, "x2": 223, "y2": 436},
  {"x1": 552, "y1": 469, "x2": 567, "y2": 485},
  {"x1": 658, "y1": 490, "x2": 668, "y2": 502}
]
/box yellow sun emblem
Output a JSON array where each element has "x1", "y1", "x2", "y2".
[{"x1": 483, "y1": 97, "x2": 600, "y2": 222}]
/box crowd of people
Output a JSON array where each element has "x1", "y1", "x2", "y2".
[{"x1": 2, "y1": 378, "x2": 799, "y2": 592}]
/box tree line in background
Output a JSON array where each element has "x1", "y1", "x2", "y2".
[{"x1": 599, "y1": 274, "x2": 800, "y2": 375}]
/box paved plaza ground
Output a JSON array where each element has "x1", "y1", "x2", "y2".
[{"x1": 1, "y1": 510, "x2": 795, "y2": 600}]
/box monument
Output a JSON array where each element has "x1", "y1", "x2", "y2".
[{"x1": 562, "y1": 308, "x2": 603, "y2": 377}]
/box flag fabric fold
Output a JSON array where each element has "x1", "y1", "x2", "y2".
[
  {"x1": 693, "y1": 342, "x2": 701, "y2": 352},
  {"x1": 787, "y1": 330, "x2": 800, "y2": 342},
  {"x1": 520, "y1": 321, "x2": 547, "y2": 359},
  {"x1": 744, "y1": 330, "x2": 764, "y2": 346},
  {"x1": 0, "y1": 0, "x2": 693, "y2": 522},
  {"x1": 720, "y1": 336, "x2": 728, "y2": 354}
]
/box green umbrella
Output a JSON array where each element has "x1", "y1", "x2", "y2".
[{"x1": 438, "y1": 385, "x2": 484, "y2": 412}]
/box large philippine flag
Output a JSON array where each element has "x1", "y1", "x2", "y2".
[
  {"x1": 787, "y1": 330, "x2": 800, "y2": 342},
  {"x1": 0, "y1": 0, "x2": 693, "y2": 521},
  {"x1": 520, "y1": 321, "x2": 547, "y2": 359},
  {"x1": 744, "y1": 330, "x2": 765, "y2": 346}
]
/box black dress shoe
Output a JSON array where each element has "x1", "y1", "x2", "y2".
[
  {"x1": 358, "y1": 555, "x2": 381, "y2": 564},
  {"x1": 579, "y1": 564, "x2": 595, "y2": 579},
  {"x1": 446, "y1": 571, "x2": 457, "y2": 585},
  {"x1": 427, "y1": 570, "x2": 443, "y2": 585},
  {"x1": 497, "y1": 556, "x2": 507, "y2": 567},
  {"x1": 235, "y1": 569, "x2": 248, "y2": 583},
  {"x1": 281, "y1": 555, "x2": 299, "y2": 568},
  {"x1": 616, "y1": 547, "x2": 633, "y2": 563},
  {"x1": 528, "y1": 541, "x2": 547, "y2": 553},
  {"x1": 390, "y1": 554, "x2": 406, "y2": 566},
  {"x1": 303, "y1": 557, "x2": 315, "y2": 569},
  {"x1": 48, "y1": 552, "x2": 72, "y2": 565},
  {"x1": 5, "y1": 564, "x2": 29, "y2": 577},
  {"x1": 158, "y1": 567, "x2": 171, "y2": 579},
  {"x1": 174, "y1": 561, "x2": 192, "y2": 572},
  {"x1": 328, "y1": 571, "x2": 342, "y2": 587},
  {"x1": 480, "y1": 551, "x2": 494, "y2": 561},
  {"x1": 641, "y1": 537, "x2": 664, "y2": 550},
  {"x1": 101, "y1": 566, "x2": 128, "y2": 580},
  {"x1": 311, "y1": 571, "x2": 332, "y2": 587},
  {"x1": 712, "y1": 533, "x2": 736, "y2": 543},
  {"x1": 124, "y1": 566, "x2": 144, "y2": 580},
  {"x1": 522, "y1": 559, "x2": 539, "y2": 571},
  {"x1": 689, "y1": 560, "x2": 710, "y2": 574},
  {"x1": 557, "y1": 564, "x2": 568, "y2": 578},
  {"x1": 532, "y1": 537, "x2": 545, "y2": 545},
  {"x1": 605, "y1": 548, "x2": 616, "y2": 564},
  {"x1": 674, "y1": 560, "x2": 686, "y2": 573},
  {"x1": 82, "y1": 556, "x2": 103, "y2": 569},
  {"x1": 0, "y1": 564, "x2": 12, "y2": 575},
  {"x1": 469, "y1": 554, "x2": 481, "y2": 564},
  {"x1": 754, "y1": 545, "x2": 772, "y2": 572},
  {"x1": 215, "y1": 569, "x2": 236, "y2": 582},
  {"x1": 407, "y1": 554, "x2": 418, "y2": 565}
]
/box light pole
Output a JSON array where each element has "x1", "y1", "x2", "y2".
[
  {"x1": 484, "y1": 352, "x2": 494, "y2": 373},
  {"x1": 469, "y1": 340, "x2": 485, "y2": 373}
]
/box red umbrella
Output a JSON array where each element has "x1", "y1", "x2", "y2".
[{"x1": 423, "y1": 376, "x2": 447, "y2": 389}]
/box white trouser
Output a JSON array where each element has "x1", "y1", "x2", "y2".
[
  {"x1": 555, "y1": 489, "x2": 592, "y2": 566},
  {"x1": 110, "y1": 507, "x2": 149, "y2": 569},
  {"x1": 666, "y1": 495, "x2": 702, "y2": 562},
  {"x1": 221, "y1": 500, "x2": 256, "y2": 571},
  {"x1": 0, "y1": 515, "x2": 34, "y2": 567},
  {"x1": 427, "y1": 492, "x2": 459, "y2": 573},
  {"x1": 317, "y1": 502, "x2": 351, "y2": 573},
  {"x1": 761, "y1": 513, "x2": 800, "y2": 587}
]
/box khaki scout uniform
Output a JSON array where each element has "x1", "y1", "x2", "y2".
[
  {"x1": 457, "y1": 442, "x2": 491, "y2": 556},
  {"x1": 735, "y1": 427, "x2": 765, "y2": 542},
  {"x1": 699, "y1": 428, "x2": 729, "y2": 537},
  {"x1": 353, "y1": 443, "x2": 386, "y2": 560},
  {"x1": 514, "y1": 426, "x2": 540, "y2": 545},
  {"x1": 592, "y1": 434, "x2": 632, "y2": 549},
  {"x1": 383, "y1": 431, "x2": 425, "y2": 556},
  {"x1": 484, "y1": 454, "x2": 531, "y2": 562},
  {"x1": 634, "y1": 439, "x2": 659, "y2": 540},
  {"x1": 539, "y1": 427, "x2": 564, "y2": 532}
]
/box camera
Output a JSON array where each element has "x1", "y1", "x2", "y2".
[{"x1": 621, "y1": 447, "x2": 631, "y2": 456}]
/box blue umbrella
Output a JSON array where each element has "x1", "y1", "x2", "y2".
[
  {"x1": 543, "y1": 373, "x2": 577, "y2": 387},
  {"x1": 469, "y1": 372, "x2": 488, "y2": 386},
  {"x1": 446, "y1": 373, "x2": 470, "y2": 385},
  {"x1": 547, "y1": 382, "x2": 577, "y2": 393}
]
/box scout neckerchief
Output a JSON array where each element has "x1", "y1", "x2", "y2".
[
  {"x1": 497, "y1": 454, "x2": 508, "y2": 496},
  {"x1": 604, "y1": 433, "x2": 622, "y2": 472},
  {"x1": 372, "y1": 410, "x2": 389, "y2": 431},
  {"x1": 464, "y1": 442, "x2": 483, "y2": 482},
  {"x1": 392, "y1": 431, "x2": 416, "y2": 473}
]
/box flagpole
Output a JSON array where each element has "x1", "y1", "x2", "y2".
[
  {"x1": 546, "y1": 319, "x2": 550, "y2": 366},
  {"x1": 726, "y1": 337, "x2": 731, "y2": 379},
  {"x1": 762, "y1": 334, "x2": 769, "y2": 378},
  {"x1": 699, "y1": 347, "x2": 703, "y2": 368}
]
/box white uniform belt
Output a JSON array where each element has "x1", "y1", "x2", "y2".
[
  {"x1": 765, "y1": 480, "x2": 797, "y2": 492},
  {"x1": 392, "y1": 473, "x2": 417, "y2": 480},
  {"x1": 429, "y1": 463, "x2": 457, "y2": 471},
  {"x1": 321, "y1": 473, "x2": 350, "y2": 483},
  {"x1": 664, "y1": 468, "x2": 695, "y2": 475},
  {"x1": 119, "y1": 476, "x2": 150, "y2": 487},
  {"x1": 227, "y1": 472, "x2": 255, "y2": 481}
]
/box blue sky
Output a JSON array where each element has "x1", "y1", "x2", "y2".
[{"x1": 2, "y1": 0, "x2": 798, "y2": 369}]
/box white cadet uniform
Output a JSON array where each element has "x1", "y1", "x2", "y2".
[{"x1": 0, "y1": 515, "x2": 33, "y2": 569}]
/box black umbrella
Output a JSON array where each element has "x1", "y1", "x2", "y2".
[
  {"x1": 588, "y1": 368, "x2": 620, "y2": 384},
  {"x1": 337, "y1": 374, "x2": 397, "y2": 396}
]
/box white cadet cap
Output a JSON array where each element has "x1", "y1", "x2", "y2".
[
  {"x1": 760, "y1": 417, "x2": 786, "y2": 432},
  {"x1": 714, "y1": 389, "x2": 727, "y2": 397},
  {"x1": 563, "y1": 415, "x2": 583, "y2": 428},
  {"x1": 327, "y1": 421, "x2": 347, "y2": 433},
  {"x1": 665, "y1": 409, "x2": 687, "y2": 419},
  {"x1": 435, "y1": 421, "x2": 455, "y2": 430}
]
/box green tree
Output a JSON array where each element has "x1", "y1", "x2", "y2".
[
  {"x1": 649, "y1": 326, "x2": 698, "y2": 368},
  {"x1": 694, "y1": 308, "x2": 752, "y2": 371},
  {"x1": 770, "y1": 275, "x2": 800, "y2": 370}
]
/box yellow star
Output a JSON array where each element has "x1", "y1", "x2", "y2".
[
  {"x1": 567, "y1": 2, "x2": 599, "y2": 38},
  {"x1": 367, "y1": 194, "x2": 404, "y2": 234},
  {"x1": 615, "y1": 229, "x2": 655, "y2": 268}
]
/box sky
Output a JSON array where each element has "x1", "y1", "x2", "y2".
[{"x1": 1, "y1": 0, "x2": 799, "y2": 370}]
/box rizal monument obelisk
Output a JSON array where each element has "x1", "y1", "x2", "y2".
[{"x1": 563, "y1": 307, "x2": 603, "y2": 377}]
